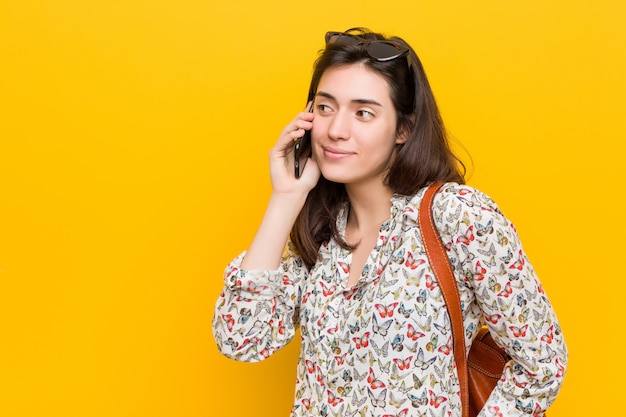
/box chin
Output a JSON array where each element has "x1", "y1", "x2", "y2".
[{"x1": 319, "y1": 168, "x2": 354, "y2": 184}]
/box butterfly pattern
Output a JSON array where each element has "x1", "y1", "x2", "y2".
[{"x1": 213, "y1": 183, "x2": 568, "y2": 417}]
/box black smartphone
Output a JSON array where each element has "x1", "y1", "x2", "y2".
[{"x1": 294, "y1": 103, "x2": 314, "y2": 179}]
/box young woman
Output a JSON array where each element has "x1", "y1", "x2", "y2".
[{"x1": 212, "y1": 28, "x2": 567, "y2": 417}]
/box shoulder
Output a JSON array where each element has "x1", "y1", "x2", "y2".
[
  {"x1": 402, "y1": 182, "x2": 502, "y2": 214},
  {"x1": 428, "y1": 183, "x2": 520, "y2": 253},
  {"x1": 398, "y1": 182, "x2": 505, "y2": 230},
  {"x1": 426, "y1": 183, "x2": 511, "y2": 242},
  {"x1": 433, "y1": 182, "x2": 503, "y2": 215}
]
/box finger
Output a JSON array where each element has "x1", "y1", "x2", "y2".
[
  {"x1": 273, "y1": 107, "x2": 315, "y2": 158},
  {"x1": 282, "y1": 104, "x2": 314, "y2": 132},
  {"x1": 280, "y1": 118, "x2": 313, "y2": 145},
  {"x1": 296, "y1": 102, "x2": 315, "y2": 124}
]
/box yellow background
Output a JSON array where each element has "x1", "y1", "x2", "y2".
[{"x1": 1, "y1": 1, "x2": 624, "y2": 416}]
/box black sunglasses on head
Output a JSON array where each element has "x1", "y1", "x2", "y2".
[{"x1": 325, "y1": 31, "x2": 410, "y2": 63}]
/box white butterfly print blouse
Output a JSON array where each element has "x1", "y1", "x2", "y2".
[{"x1": 213, "y1": 183, "x2": 568, "y2": 417}]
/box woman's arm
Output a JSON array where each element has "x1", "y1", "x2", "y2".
[
  {"x1": 435, "y1": 184, "x2": 568, "y2": 416},
  {"x1": 241, "y1": 105, "x2": 318, "y2": 270},
  {"x1": 212, "y1": 107, "x2": 319, "y2": 361},
  {"x1": 212, "y1": 244, "x2": 307, "y2": 362},
  {"x1": 241, "y1": 192, "x2": 308, "y2": 270}
]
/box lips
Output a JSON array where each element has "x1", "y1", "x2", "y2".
[{"x1": 322, "y1": 145, "x2": 353, "y2": 159}]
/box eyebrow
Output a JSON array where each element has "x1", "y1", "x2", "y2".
[{"x1": 315, "y1": 91, "x2": 383, "y2": 107}]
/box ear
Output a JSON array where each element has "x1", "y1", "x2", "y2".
[
  {"x1": 396, "y1": 135, "x2": 408, "y2": 145},
  {"x1": 396, "y1": 127, "x2": 410, "y2": 145},
  {"x1": 396, "y1": 116, "x2": 414, "y2": 145}
]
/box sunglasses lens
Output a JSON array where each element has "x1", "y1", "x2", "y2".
[
  {"x1": 325, "y1": 32, "x2": 410, "y2": 65},
  {"x1": 326, "y1": 33, "x2": 361, "y2": 45},
  {"x1": 367, "y1": 42, "x2": 405, "y2": 61}
]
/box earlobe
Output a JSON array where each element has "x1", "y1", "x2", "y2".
[
  {"x1": 396, "y1": 131, "x2": 409, "y2": 145},
  {"x1": 396, "y1": 116, "x2": 416, "y2": 145}
]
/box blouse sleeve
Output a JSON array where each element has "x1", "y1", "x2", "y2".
[
  {"x1": 212, "y1": 241, "x2": 308, "y2": 362},
  {"x1": 434, "y1": 184, "x2": 568, "y2": 417}
]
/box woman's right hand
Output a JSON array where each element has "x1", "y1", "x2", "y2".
[
  {"x1": 269, "y1": 103, "x2": 320, "y2": 195},
  {"x1": 240, "y1": 105, "x2": 320, "y2": 270}
]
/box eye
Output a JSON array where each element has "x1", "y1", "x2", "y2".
[
  {"x1": 317, "y1": 104, "x2": 332, "y2": 113},
  {"x1": 356, "y1": 109, "x2": 374, "y2": 119}
]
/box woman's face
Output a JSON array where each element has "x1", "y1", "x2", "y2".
[{"x1": 311, "y1": 63, "x2": 403, "y2": 188}]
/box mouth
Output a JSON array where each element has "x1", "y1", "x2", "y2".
[{"x1": 322, "y1": 145, "x2": 353, "y2": 159}]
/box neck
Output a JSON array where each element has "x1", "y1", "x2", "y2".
[{"x1": 345, "y1": 181, "x2": 394, "y2": 235}]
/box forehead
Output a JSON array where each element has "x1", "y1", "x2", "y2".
[{"x1": 316, "y1": 64, "x2": 393, "y2": 105}]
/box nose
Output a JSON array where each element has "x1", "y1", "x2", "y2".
[{"x1": 327, "y1": 111, "x2": 350, "y2": 141}]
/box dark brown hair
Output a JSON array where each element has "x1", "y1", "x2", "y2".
[{"x1": 290, "y1": 28, "x2": 466, "y2": 268}]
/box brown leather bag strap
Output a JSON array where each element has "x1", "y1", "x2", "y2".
[{"x1": 418, "y1": 183, "x2": 469, "y2": 417}]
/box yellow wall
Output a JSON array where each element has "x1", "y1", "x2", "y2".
[{"x1": 1, "y1": 1, "x2": 624, "y2": 416}]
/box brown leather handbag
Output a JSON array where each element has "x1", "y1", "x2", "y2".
[{"x1": 418, "y1": 183, "x2": 510, "y2": 417}]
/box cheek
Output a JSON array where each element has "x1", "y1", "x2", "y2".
[
  {"x1": 310, "y1": 119, "x2": 325, "y2": 145},
  {"x1": 311, "y1": 117, "x2": 323, "y2": 135}
]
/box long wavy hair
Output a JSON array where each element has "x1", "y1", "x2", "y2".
[{"x1": 290, "y1": 28, "x2": 466, "y2": 268}]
